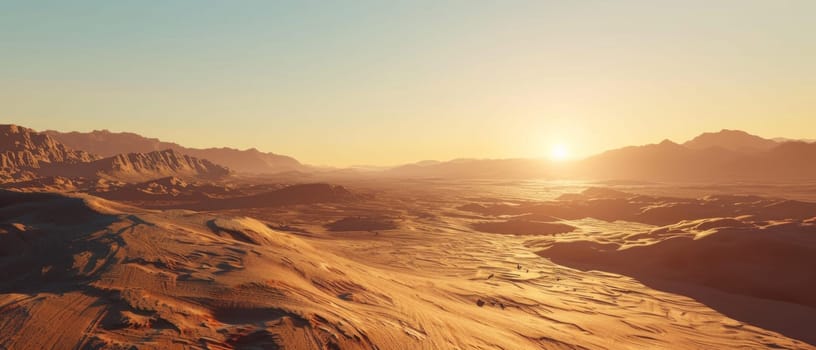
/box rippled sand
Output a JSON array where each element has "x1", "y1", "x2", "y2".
[{"x1": 0, "y1": 180, "x2": 814, "y2": 349}]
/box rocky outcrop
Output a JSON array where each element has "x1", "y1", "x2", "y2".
[
  {"x1": 95, "y1": 149, "x2": 230, "y2": 180},
  {"x1": 0, "y1": 124, "x2": 98, "y2": 171},
  {"x1": 1, "y1": 125, "x2": 230, "y2": 183},
  {"x1": 37, "y1": 149, "x2": 231, "y2": 182},
  {"x1": 45, "y1": 129, "x2": 305, "y2": 174}
]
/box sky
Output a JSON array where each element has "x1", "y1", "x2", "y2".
[{"x1": 1, "y1": 1, "x2": 815, "y2": 166}]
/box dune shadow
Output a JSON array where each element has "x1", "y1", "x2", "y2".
[
  {"x1": 0, "y1": 191, "x2": 126, "y2": 296},
  {"x1": 545, "y1": 257, "x2": 816, "y2": 346}
]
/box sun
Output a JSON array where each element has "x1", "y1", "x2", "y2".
[{"x1": 549, "y1": 143, "x2": 569, "y2": 161}]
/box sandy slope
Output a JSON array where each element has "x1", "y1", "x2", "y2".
[{"x1": 0, "y1": 183, "x2": 814, "y2": 349}]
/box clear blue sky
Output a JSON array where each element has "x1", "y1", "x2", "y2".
[{"x1": 2, "y1": 1, "x2": 814, "y2": 165}]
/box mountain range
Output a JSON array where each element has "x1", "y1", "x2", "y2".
[
  {"x1": 3, "y1": 125, "x2": 816, "y2": 183},
  {"x1": 575, "y1": 138, "x2": 815, "y2": 182},
  {"x1": 682, "y1": 129, "x2": 780, "y2": 152},
  {"x1": 45, "y1": 129, "x2": 305, "y2": 174},
  {"x1": 384, "y1": 129, "x2": 816, "y2": 182},
  {"x1": 1, "y1": 125, "x2": 229, "y2": 183},
  {"x1": 1, "y1": 125, "x2": 98, "y2": 180}
]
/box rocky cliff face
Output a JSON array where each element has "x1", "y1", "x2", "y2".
[
  {"x1": 45, "y1": 129, "x2": 305, "y2": 174},
  {"x1": 93, "y1": 149, "x2": 231, "y2": 181},
  {"x1": 0, "y1": 125, "x2": 98, "y2": 179},
  {"x1": 1, "y1": 125, "x2": 230, "y2": 183}
]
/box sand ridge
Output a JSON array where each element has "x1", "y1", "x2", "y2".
[{"x1": 2, "y1": 182, "x2": 814, "y2": 349}]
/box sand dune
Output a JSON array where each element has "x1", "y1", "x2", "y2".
[
  {"x1": 325, "y1": 216, "x2": 398, "y2": 232},
  {"x1": 1, "y1": 182, "x2": 814, "y2": 349},
  {"x1": 473, "y1": 219, "x2": 576, "y2": 235},
  {"x1": 537, "y1": 217, "x2": 816, "y2": 307},
  {"x1": 534, "y1": 215, "x2": 816, "y2": 344},
  {"x1": 1, "y1": 190, "x2": 396, "y2": 349},
  {"x1": 459, "y1": 187, "x2": 816, "y2": 225},
  {"x1": 183, "y1": 183, "x2": 355, "y2": 210}
]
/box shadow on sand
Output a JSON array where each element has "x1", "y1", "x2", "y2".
[{"x1": 545, "y1": 257, "x2": 816, "y2": 346}]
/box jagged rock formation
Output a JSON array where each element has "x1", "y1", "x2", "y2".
[
  {"x1": 45, "y1": 129, "x2": 305, "y2": 174},
  {"x1": 0, "y1": 125, "x2": 98, "y2": 180},
  {"x1": 0, "y1": 124, "x2": 98, "y2": 169},
  {"x1": 1, "y1": 125, "x2": 230, "y2": 183},
  {"x1": 36, "y1": 149, "x2": 231, "y2": 182},
  {"x1": 93, "y1": 149, "x2": 230, "y2": 181}
]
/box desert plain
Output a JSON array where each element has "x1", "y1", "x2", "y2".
[{"x1": 2, "y1": 171, "x2": 816, "y2": 349}]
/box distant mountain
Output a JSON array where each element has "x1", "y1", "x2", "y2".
[
  {"x1": 1, "y1": 125, "x2": 229, "y2": 183},
  {"x1": 683, "y1": 129, "x2": 778, "y2": 153},
  {"x1": 576, "y1": 139, "x2": 744, "y2": 181},
  {"x1": 760, "y1": 141, "x2": 816, "y2": 179},
  {"x1": 773, "y1": 137, "x2": 816, "y2": 143},
  {"x1": 45, "y1": 129, "x2": 305, "y2": 174},
  {"x1": 38, "y1": 149, "x2": 231, "y2": 182},
  {"x1": 380, "y1": 130, "x2": 816, "y2": 182},
  {"x1": 578, "y1": 137, "x2": 816, "y2": 182},
  {"x1": 384, "y1": 158, "x2": 551, "y2": 179},
  {"x1": 10, "y1": 125, "x2": 816, "y2": 183}
]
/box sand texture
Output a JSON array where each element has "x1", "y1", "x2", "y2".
[{"x1": 1, "y1": 180, "x2": 814, "y2": 349}]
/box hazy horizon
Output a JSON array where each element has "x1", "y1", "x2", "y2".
[
  {"x1": 21, "y1": 124, "x2": 815, "y2": 168},
  {"x1": 3, "y1": 0, "x2": 815, "y2": 166}
]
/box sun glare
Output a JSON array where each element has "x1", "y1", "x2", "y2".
[{"x1": 550, "y1": 144, "x2": 569, "y2": 161}]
